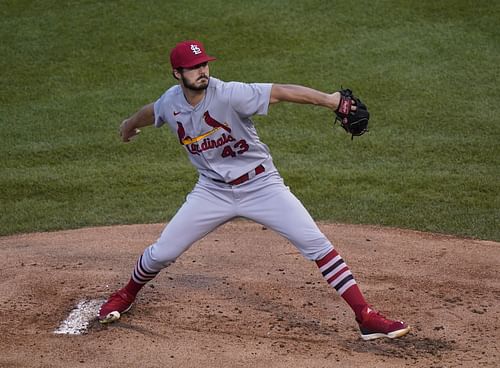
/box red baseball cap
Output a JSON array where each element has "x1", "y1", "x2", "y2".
[{"x1": 170, "y1": 40, "x2": 216, "y2": 69}]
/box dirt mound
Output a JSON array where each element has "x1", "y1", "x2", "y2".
[{"x1": 0, "y1": 221, "x2": 498, "y2": 367}]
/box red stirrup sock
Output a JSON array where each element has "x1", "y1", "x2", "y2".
[
  {"x1": 124, "y1": 278, "x2": 144, "y2": 297},
  {"x1": 316, "y1": 248, "x2": 368, "y2": 320},
  {"x1": 124, "y1": 254, "x2": 160, "y2": 297}
]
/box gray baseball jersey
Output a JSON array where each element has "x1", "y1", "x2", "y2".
[
  {"x1": 153, "y1": 77, "x2": 276, "y2": 182},
  {"x1": 137, "y1": 76, "x2": 333, "y2": 279}
]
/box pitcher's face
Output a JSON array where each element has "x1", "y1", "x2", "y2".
[{"x1": 179, "y1": 62, "x2": 210, "y2": 91}]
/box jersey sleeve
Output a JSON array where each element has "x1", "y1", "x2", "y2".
[
  {"x1": 153, "y1": 93, "x2": 167, "y2": 128},
  {"x1": 228, "y1": 82, "x2": 273, "y2": 118}
]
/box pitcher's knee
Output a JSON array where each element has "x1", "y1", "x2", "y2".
[
  {"x1": 311, "y1": 245, "x2": 335, "y2": 261},
  {"x1": 302, "y1": 247, "x2": 334, "y2": 261},
  {"x1": 142, "y1": 242, "x2": 181, "y2": 271},
  {"x1": 295, "y1": 239, "x2": 334, "y2": 261}
]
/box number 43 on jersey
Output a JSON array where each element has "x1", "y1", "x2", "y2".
[{"x1": 221, "y1": 139, "x2": 249, "y2": 158}]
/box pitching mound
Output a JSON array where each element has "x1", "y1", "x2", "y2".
[{"x1": 0, "y1": 221, "x2": 498, "y2": 367}]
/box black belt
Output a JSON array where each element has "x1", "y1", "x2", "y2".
[{"x1": 212, "y1": 164, "x2": 265, "y2": 185}]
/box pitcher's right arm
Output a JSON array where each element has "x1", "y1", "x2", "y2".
[{"x1": 120, "y1": 103, "x2": 155, "y2": 142}]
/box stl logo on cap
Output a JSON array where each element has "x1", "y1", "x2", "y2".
[
  {"x1": 190, "y1": 44, "x2": 202, "y2": 55},
  {"x1": 170, "y1": 40, "x2": 217, "y2": 69}
]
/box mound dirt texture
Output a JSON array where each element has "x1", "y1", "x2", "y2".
[{"x1": 0, "y1": 221, "x2": 498, "y2": 367}]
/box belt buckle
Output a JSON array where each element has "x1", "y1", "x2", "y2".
[
  {"x1": 247, "y1": 169, "x2": 257, "y2": 181},
  {"x1": 229, "y1": 164, "x2": 265, "y2": 185}
]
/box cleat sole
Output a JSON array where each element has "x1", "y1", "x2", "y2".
[{"x1": 360, "y1": 325, "x2": 411, "y2": 341}]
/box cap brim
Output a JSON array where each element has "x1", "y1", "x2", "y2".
[{"x1": 180, "y1": 56, "x2": 217, "y2": 68}]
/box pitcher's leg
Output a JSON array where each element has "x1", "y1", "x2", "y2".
[
  {"x1": 316, "y1": 248, "x2": 410, "y2": 340},
  {"x1": 127, "y1": 189, "x2": 235, "y2": 291},
  {"x1": 241, "y1": 178, "x2": 409, "y2": 339},
  {"x1": 240, "y1": 179, "x2": 332, "y2": 260},
  {"x1": 241, "y1": 182, "x2": 364, "y2": 304},
  {"x1": 99, "y1": 182, "x2": 236, "y2": 323}
]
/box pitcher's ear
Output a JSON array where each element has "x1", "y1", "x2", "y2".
[{"x1": 172, "y1": 68, "x2": 182, "y2": 80}]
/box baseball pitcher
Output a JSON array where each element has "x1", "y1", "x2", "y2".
[{"x1": 99, "y1": 40, "x2": 409, "y2": 341}]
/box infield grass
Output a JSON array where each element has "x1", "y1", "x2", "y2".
[{"x1": 1, "y1": 0, "x2": 499, "y2": 240}]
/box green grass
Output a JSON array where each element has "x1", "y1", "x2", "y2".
[{"x1": 1, "y1": 0, "x2": 499, "y2": 240}]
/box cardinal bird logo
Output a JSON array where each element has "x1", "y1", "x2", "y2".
[
  {"x1": 176, "y1": 122, "x2": 190, "y2": 145},
  {"x1": 203, "y1": 111, "x2": 231, "y2": 133},
  {"x1": 176, "y1": 111, "x2": 231, "y2": 146}
]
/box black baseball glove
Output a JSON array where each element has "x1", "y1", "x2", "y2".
[{"x1": 334, "y1": 89, "x2": 369, "y2": 139}]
